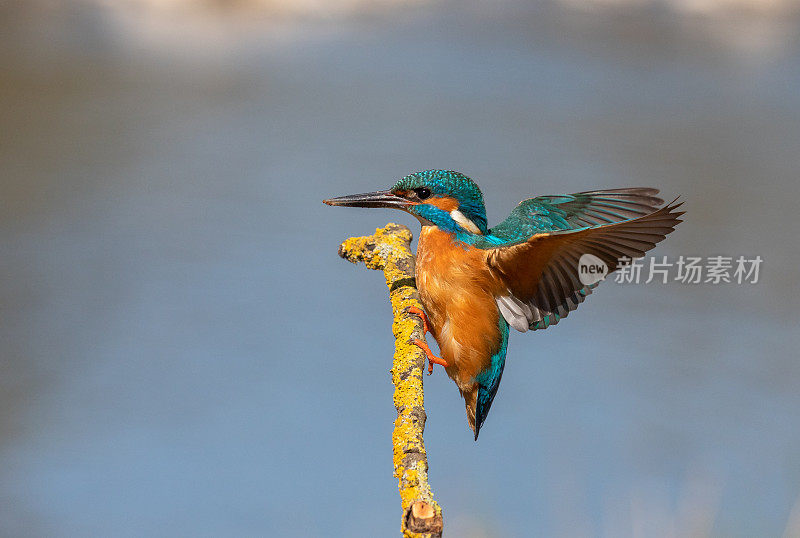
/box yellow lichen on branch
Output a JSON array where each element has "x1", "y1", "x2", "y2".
[{"x1": 338, "y1": 223, "x2": 444, "y2": 538}]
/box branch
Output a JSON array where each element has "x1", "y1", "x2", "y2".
[{"x1": 338, "y1": 223, "x2": 444, "y2": 538}]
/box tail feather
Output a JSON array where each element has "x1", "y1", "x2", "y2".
[{"x1": 461, "y1": 386, "x2": 479, "y2": 439}]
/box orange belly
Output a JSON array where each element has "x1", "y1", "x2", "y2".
[{"x1": 415, "y1": 226, "x2": 504, "y2": 389}]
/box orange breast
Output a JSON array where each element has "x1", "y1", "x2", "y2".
[{"x1": 415, "y1": 227, "x2": 505, "y2": 389}]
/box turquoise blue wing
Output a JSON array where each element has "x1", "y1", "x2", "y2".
[{"x1": 482, "y1": 188, "x2": 665, "y2": 247}]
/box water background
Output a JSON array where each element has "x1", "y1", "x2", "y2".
[{"x1": 2, "y1": 2, "x2": 800, "y2": 536}]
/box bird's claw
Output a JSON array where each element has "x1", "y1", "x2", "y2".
[
  {"x1": 412, "y1": 338, "x2": 448, "y2": 375},
  {"x1": 407, "y1": 307, "x2": 446, "y2": 374},
  {"x1": 406, "y1": 306, "x2": 431, "y2": 334}
]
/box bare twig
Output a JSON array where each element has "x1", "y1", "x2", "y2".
[{"x1": 338, "y1": 223, "x2": 444, "y2": 538}]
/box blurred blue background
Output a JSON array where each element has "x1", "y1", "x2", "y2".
[{"x1": 1, "y1": 0, "x2": 800, "y2": 536}]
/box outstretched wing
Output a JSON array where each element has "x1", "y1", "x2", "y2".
[
  {"x1": 487, "y1": 199, "x2": 684, "y2": 332},
  {"x1": 486, "y1": 188, "x2": 666, "y2": 245}
]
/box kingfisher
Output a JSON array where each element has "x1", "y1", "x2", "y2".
[{"x1": 324, "y1": 170, "x2": 683, "y2": 439}]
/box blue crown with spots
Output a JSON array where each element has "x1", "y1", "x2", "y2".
[{"x1": 393, "y1": 170, "x2": 488, "y2": 233}]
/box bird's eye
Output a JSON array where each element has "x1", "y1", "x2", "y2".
[{"x1": 415, "y1": 187, "x2": 432, "y2": 200}]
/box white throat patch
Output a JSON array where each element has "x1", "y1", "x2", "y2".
[{"x1": 450, "y1": 210, "x2": 482, "y2": 234}]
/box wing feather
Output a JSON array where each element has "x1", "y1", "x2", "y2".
[
  {"x1": 488, "y1": 200, "x2": 684, "y2": 332},
  {"x1": 485, "y1": 188, "x2": 666, "y2": 245}
]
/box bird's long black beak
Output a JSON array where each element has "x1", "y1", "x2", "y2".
[{"x1": 323, "y1": 190, "x2": 407, "y2": 209}]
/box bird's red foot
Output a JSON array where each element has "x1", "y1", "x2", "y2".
[
  {"x1": 406, "y1": 306, "x2": 431, "y2": 334},
  {"x1": 412, "y1": 339, "x2": 449, "y2": 375}
]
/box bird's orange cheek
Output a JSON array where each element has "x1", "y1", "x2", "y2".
[
  {"x1": 395, "y1": 192, "x2": 459, "y2": 212},
  {"x1": 425, "y1": 196, "x2": 459, "y2": 212}
]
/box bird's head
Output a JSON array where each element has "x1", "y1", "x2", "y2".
[{"x1": 324, "y1": 170, "x2": 488, "y2": 235}]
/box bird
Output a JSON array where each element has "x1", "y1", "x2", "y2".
[{"x1": 324, "y1": 170, "x2": 683, "y2": 440}]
